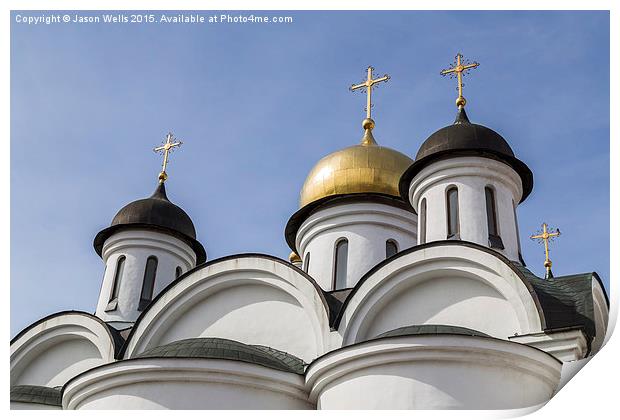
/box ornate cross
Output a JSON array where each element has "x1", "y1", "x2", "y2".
[
  {"x1": 350, "y1": 66, "x2": 390, "y2": 121},
  {"x1": 440, "y1": 53, "x2": 479, "y2": 108},
  {"x1": 530, "y1": 223, "x2": 561, "y2": 279},
  {"x1": 153, "y1": 132, "x2": 183, "y2": 183}
]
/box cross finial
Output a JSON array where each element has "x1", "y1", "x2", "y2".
[
  {"x1": 350, "y1": 66, "x2": 390, "y2": 138},
  {"x1": 440, "y1": 53, "x2": 480, "y2": 109},
  {"x1": 530, "y1": 223, "x2": 561, "y2": 279},
  {"x1": 153, "y1": 132, "x2": 183, "y2": 183}
]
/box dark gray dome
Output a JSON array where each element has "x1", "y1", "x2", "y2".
[
  {"x1": 136, "y1": 337, "x2": 305, "y2": 374},
  {"x1": 94, "y1": 182, "x2": 206, "y2": 263},
  {"x1": 399, "y1": 108, "x2": 533, "y2": 203},
  {"x1": 375, "y1": 324, "x2": 490, "y2": 339},
  {"x1": 110, "y1": 182, "x2": 196, "y2": 238},
  {"x1": 415, "y1": 107, "x2": 515, "y2": 161}
]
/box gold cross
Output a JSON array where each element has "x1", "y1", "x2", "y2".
[
  {"x1": 350, "y1": 66, "x2": 390, "y2": 121},
  {"x1": 530, "y1": 223, "x2": 561, "y2": 278},
  {"x1": 153, "y1": 132, "x2": 183, "y2": 183},
  {"x1": 440, "y1": 53, "x2": 480, "y2": 108}
]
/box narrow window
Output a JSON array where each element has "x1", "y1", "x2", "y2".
[
  {"x1": 386, "y1": 240, "x2": 398, "y2": 259},
  {"x1": 303, "y1": 253, "x2": 310, "y2": 272},
  {"x1": 419, "y1": 198, "x2": 427, "y2": 244},
  {"x1": 333, "y1": 239, "x2": 348, "y2": 290},
  {"x1": 109, "y1": 256, "x2": 125, "y2": 302},
  {"x1": 446, "y1": 187, "x2": 460, "y2": 239},
  {"x1": 486, "y1": 187, "x2": 504, "y2": 249},
  {"x1": 175, "y1": 266, "x2": 183, "y2": 279},
  {"x1": 485, "y1": 187, "x2": 498, "y2": 236},
  {"x1": 513, "y1": 199, "x2": 524, "y2": 263},
  {"x1": 106, "y1": 255, "x2": 125, "y2": 311},
  {"x1": 139, "y1": 256, "x2": 158, "y2": 311}
]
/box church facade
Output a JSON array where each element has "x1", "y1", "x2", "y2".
[{"x1": 10, "y1": 58, "x2": 609, "y2": 410}]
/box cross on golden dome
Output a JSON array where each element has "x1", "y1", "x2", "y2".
[
  {"x1": 530, "y1": 223, "x2": 561, "y2": 279},
  {"x1": 350, "y1": 66, "x2": 390, "y2": 130},
  {"x1": 440, "y1": 53, "x2": 480, "y2": 108},
  {"x1": 153, "y1": 132, "x2": 183, "y2": 183}
]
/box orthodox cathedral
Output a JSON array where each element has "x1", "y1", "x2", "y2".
[{"x1": 10, "y1": 56, "x2": 609, "y2": 410}]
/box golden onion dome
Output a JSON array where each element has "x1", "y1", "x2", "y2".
[
  {"x1": 299, "y1": 118, "x2": 413, "y2": 208},
  {"x1": 289, "y1": 251, "x2": 302, "y2": 264}
]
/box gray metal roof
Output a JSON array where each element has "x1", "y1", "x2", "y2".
[
  {"x1": 136, "y1": 337, "x2": 305, "y2": 374},
  {"x1": 513, "y1": 264, "x2": 599, "y2": 341},
  {"x1": 375, "y1": 324, "x2": 491, "y2": 339},
  {"x1": 252, "y1": 345, "x2": 305, "y2": 373},
  {"x1": 10, "y1": 385, "x2": 62, "y2": 407}
]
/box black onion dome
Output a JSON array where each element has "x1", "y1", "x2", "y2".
[
  {"x1": 94, "y1": 182, "x2": 206, "y2": 263},
  {"x1": 399, "y1": 107, "x2": 533, "y2": 203}
]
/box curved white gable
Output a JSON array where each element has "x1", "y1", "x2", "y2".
[
  {"x1": 338, "y1": 243, "x2": 544, "y2": 345},
  {"x1": 10, "y1": 312, "x2": 118, "y2": 387},
  {"x1": 124, "y1": 255, "x2": 331, "y2": 363}
]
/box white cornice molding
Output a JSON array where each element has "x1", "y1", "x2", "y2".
[
  {"x1": 509, "y1": 329, "x2": 588, "y2": 362},
  {"x1": 62, "y1": 357, "x2": 310, "y2": 410},
  {"x1": 102, "y1": 229, "x2": 196, "y2": 265},
  {"x1": 296, "y1": 201, "x2": 417, "y2": 256},
  {"x1": 409, "y1": 156, "x2": 523, "y2": 212},
  {"x1": 306, "y1": 334, "x2": 561, "y2": 407}
]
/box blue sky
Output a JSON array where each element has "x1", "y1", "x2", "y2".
[{"x1": 10, "y1": 10, "x2": 609, "y2": 336}]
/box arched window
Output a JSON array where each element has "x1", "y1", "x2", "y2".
[
  {"x1": 303, "y1": 253, "x2": 310, "y2": 272},
  {"x1": 106, "y1": 255, "x2": 125, "y2": 311},
  {"x1": 486, "y1": 187, "x2": 504, "y2": 249},
  {"x1": 419, "y1": 198, "x2": 427, "y2": 244},
  {"x1": 446, "y1": 187, "x2": 460, "y2": 239},
  {"x1": 386, "y1": 239, "x2": 398, "y2": 259},
  {"x1": 138, "y1": 256, "x2": 158, "y2": 311},
  {"x1": 333, "y1": 239, "x2": 348, "y2": 290},
  {"x1": 175, "y1": 266, "x2": 183, "y2": 279}
]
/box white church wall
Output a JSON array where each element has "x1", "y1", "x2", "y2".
[
  {"x1": 296, "y1": 201, "x2": 417, "y2": 290},
  {"x1": 13, "y1": 338, "x2": 101, "y2": 387},
  {"x1": 362, "y1": 274, "x2": 521, "y2": 340},
  {"x1": 408, "y1": 156, "x2": 523, "y2": 261},
  {"x1": 123, "y1": 256, "x2": 331, "y2": 363},
  {"x1": 339, "y1": 244, "x2": 543, "y2": 345},
  {"x1": 95, "y1": 229, "x2": 197, "y2": 323},
  {"x1": 10, "y1": 313, "x2": 117, "y2": 388},
  {"x1": 155, "y1": 283, "x2": 318, "y2": 360},
  {"x1": 306, "y1": 335, "x2": 561, "y2": 409},
  {"x1": 63, "y1": 358, "x2": 312, "y2": 410}
]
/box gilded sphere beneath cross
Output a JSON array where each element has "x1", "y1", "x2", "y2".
[
  {"x1": 158, "y1": 171, "x2": 168, "y2": 182},
  {"x1": 456, "y1": 96, "x2": 467, "y2": 107},
  {"x1": 362, "y1": 118, "x2": 375, "y2": 130}
]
